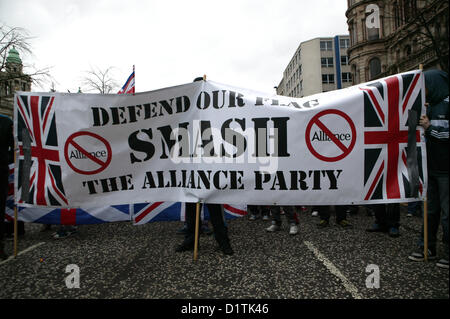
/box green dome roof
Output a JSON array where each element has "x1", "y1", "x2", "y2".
[{"x1": 6, "y1": 47, "x2": 22, "y2": 65}]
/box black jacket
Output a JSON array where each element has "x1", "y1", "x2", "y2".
[
  {"x1": 0, "y1": 114, "x2": 14, "y2": 168},
  {"x1": 423, "y1": 70, "x2": 449, "y2": 173}
]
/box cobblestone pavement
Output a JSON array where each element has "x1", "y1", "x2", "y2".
[{"x1": 0, "y1": 206, "x2": 448, "y2": 302}]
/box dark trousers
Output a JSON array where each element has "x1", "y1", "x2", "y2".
[
  {"x1": 247, "y1": 205, "x2": 259, "y2": 215},
  {"x1": 372, "y1": 203, "x2": 400, "y2": 229},
  {"x1": 5, "y1": 221, "x2": 25, "y2": 236},
  {"x1": 260, "y1": 205, "x2": 271, "y2": 216},
  {"x1": 248, "y1": 205, "x2": 268, "y2": 217},
  {"x1": 184, "y1": 203, "x2": 229, "y2": 247},
  {"x1": 270, "y1": 206, "x2": 298, "y2": 226},
  {"x1": 316, "y1": 205, "x2": 347, "y2": 222},
  {"x1": 408, "y1": 201, "x2": 423, "y2": 216},
  {"x1": 419, "y1": 172, "x2": 449, "y2": 251}
]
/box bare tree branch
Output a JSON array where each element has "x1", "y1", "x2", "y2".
[{"x1": 81, "y1": 66, "x2": 119, "y2": 94}]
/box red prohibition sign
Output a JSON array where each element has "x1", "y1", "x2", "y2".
[
  {"x1": 64, "y1": 131, "x2": 112, "y2": 175},
  {"x1": 305, "y1": 109, "x2": 356, "y2": 162}
]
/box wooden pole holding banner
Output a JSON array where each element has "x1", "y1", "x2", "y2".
[
  {"x1": 193, "y1": 74, "x2": 206, "y2": 261},
  {"x1": 193, "y1": 202, "x2": 201, "y2": 261},
  {"x1": 419, "y1": 63, "x2": 429, "y2": 262}
]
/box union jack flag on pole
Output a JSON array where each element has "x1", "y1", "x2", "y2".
[{"x1": 117, "y1": 65, "x2": 135, "y2": 95}]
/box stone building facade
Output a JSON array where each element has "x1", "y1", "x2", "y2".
[
  {"x1": 0, "y1": 47, "x2": 32, "y2": 118},
  {"x1": 346, "y1": 0, "x2": 449, "y2": 84}
]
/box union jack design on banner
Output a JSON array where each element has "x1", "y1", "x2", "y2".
[
  {"x1": 133, "y1": 202, "x2": 182, "y2": 224},
  {"x1": 14, "y1": 205, "x2": 130, "y2": 225},
  {"x1": 133, "y1": 202, "x2": 247, "y2": 225},
  {"x1": 361, "y1": 71, "x2": 425, "y2": 201},
  {"x1": 6, "y1": 164, "x2": 130, "y2": 224},
  {"x1": 117, "y1": 67, "x2": 135, "y2": 94},
  {"x1": 15, "y1": 95, "x2": 67, "y2": 206},
  {"x1": 223, "y1": 204, "x2": 247, "y2": 218}
]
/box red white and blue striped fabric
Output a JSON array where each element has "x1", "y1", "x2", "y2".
[
  {"x1": 117, "y1": 67, "x2": 135, "y2": 94},
  {"x1": 132, "y1": 202, "x2": 247, "y2": 225}
]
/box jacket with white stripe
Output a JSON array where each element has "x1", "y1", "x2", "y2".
[{"x1": 424, "y1": 70, "x2": 448, "y2": 173}]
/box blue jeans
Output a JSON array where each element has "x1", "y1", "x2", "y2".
[{"x1": 418, "y1": 172, "x2": 449, "y2": 254}]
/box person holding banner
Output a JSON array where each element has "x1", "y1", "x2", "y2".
[
  {"x1": 408, "y1": 70, "x2": 449, "y2": 268},
  {"x1": 175, "y1": 203, "x2": 233, "y2": 255},
  {"x1": 175, "y1": 76, "x2": 234, "y2": 256},
  {"x1": 0, "y1": 114, "x2": 14, "y2": 260}
]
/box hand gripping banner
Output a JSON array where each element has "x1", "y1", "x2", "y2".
[{"x1": 14, "y1": 70, "x2": 427, "y2": 208}]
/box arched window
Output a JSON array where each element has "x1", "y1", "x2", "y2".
[{"x1": 369, "y1": 57, "x2": 381, "y2": 80}]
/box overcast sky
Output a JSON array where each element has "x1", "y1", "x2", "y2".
[{"x1": 1, "y1": 0, "x2": 350, "y2": 94}]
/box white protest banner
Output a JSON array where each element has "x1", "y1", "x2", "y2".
[{"x1": 14, "y1": 70, "x2": 427, "y2": 208}]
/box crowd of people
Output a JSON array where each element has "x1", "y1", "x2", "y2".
[{"x1": 0, "y1": 71, "x2": 448, "y2": 270}]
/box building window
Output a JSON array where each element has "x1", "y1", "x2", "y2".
[
  {"x1": 341, "y1": 55, "x2": 349, "y2": 65},
  {"x1": 321, "y1": 57, "x2": 334, "y2": 67},
  {"x1": 366, "y1": 18, "x2": 380, "y2": 41},
  {"x1": 320, "y1": 40, "x2": 333, "y2": 51},
  {"x1": 322, "y1": 74, "x2": 335, "y2": 84},
  {"x1": 369, "y1": 57, "x2": 381, "y2": 80},
  {"x1": 340, "y1": 38, "x2": 350, "y2": 49},
  {"x1": 351, "y1": 22, "x2": 357, "y2": 45},
  {"x1": 342, "y1": 72, "x2": 352, "y2": 83},
  {"x1": 367, "y1": 27, "x2": 379, "y2": 40}
]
